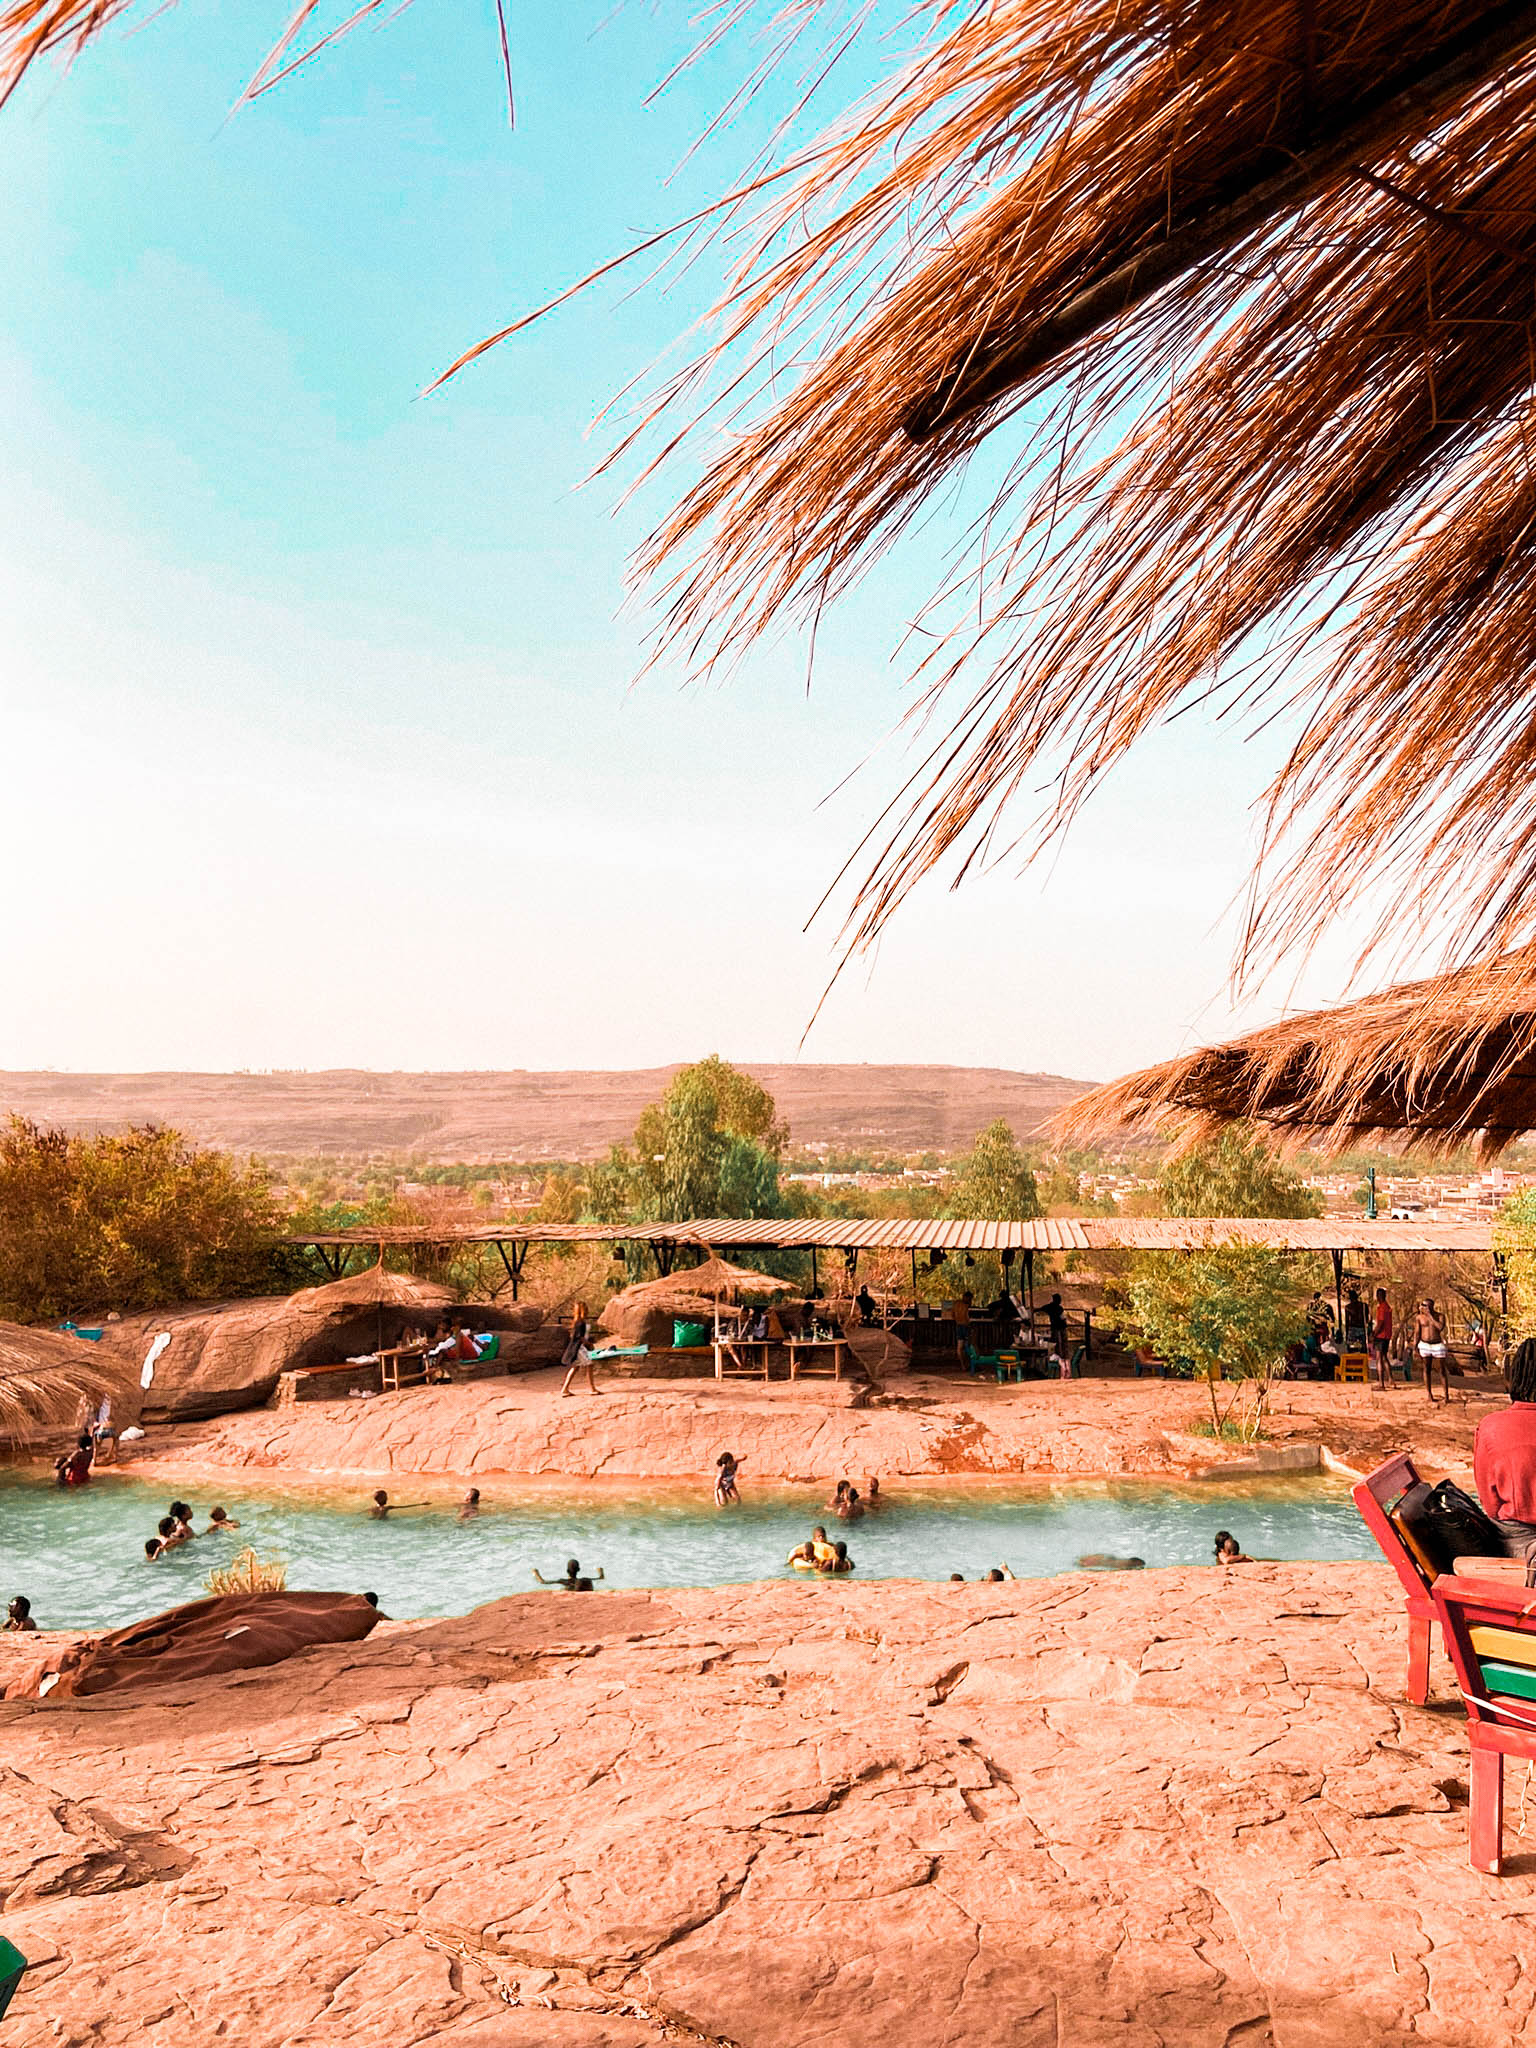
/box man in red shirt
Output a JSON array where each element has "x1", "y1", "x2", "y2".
[
  {"x1": 1370, "y1": 1288, "x2": 1394, "y2": 1390},
  {"x1": 1474, "y1": 1339, "x2": 1536, "y2": 1552}
]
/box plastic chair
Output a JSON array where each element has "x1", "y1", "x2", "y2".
[
  {"x1": 1431, "y1": 1575, "x2": 1536, "y2": 1873},
  {"x1": 1351, "y1": 1453, "x2": 1441, "y2": 1704}
]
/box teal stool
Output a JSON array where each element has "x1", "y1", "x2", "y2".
[{"x1": 0, "y1": 1937, "x2": 27, "y2": 2019}]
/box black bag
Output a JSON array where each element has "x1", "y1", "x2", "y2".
[{"x1": 1397, "y1": 1478, "x2": 1508, "y2": 1574}]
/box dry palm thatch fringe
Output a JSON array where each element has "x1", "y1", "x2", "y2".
[
  {"x1": 0, "y1": 0, "x2": 516, "y2": 117},
  {"x1": 0, "y1": 1321, "x2": 129, "y2": 1442},
  {"x1": 575, "y1": 0, "x2": 1536, "y2": 985},
  {"x1": 23, "y1": 1, "x2": 1536, "y2": 981},
  {"x1": 1051, "y1": 947, "x2": 1536, "y2": 1160}
]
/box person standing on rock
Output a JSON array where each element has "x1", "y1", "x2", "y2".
[
  {"x1": 1414, "y1": 1299, "x2": 1452, "y2": 1402},
  {"x1": 714, "y1": 1452, "x2": 743, "y2": 1505},
  {"x1": 559, "y1": 1303, "x2": 600, "y2": 1398},
  {"x1": 1370, "y1": 1288, "x2": 1395, "y2": 1390}
]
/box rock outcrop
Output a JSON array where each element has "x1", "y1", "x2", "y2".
[{"x1": 0, "y1": 1564, "x2": 1529, "y2": 2046}]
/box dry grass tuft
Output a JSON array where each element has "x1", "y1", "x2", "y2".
[{"x1": 204, "y1": 1546, "x2": 288, "y2": 1597}]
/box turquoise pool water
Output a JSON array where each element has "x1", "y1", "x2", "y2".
[{"x1": 0, "y1": 1471, "x2": 1377, "y2": 1632}]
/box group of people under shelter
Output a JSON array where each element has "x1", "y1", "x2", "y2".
[{"x1": 1289, "y1": 1285, "x2": 1489, "y2": 1398}]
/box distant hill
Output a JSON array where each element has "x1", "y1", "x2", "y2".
[{"x1": 0, "y1": 1064, "x2": 1095, "y2": 1162}]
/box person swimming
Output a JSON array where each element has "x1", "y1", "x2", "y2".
[
  {"x1": 533, "y1": 1558, "x2": 605, "y2": 1590},
  {"x1": 6, "y1": 1595, "x2": 37, "y2": 1632},
  {"x1": 459, "y1": 1488, "x2": 481, "y2": 1520},
  {"x1": 1213, "y1": 1531, "x2": 1252, "y2": 1564},
  {"x1": 836, "y1": 1487, "x2": 864, "y2": 1522},
  {"x1": 144, "y1": 1537, "x2": 165, "y2": 1561},
  {"x1": 169, "y1": 1501, "x2": 195, "y2": 1538},
  {"x1": 1075, "y1": 1553, "x2": 1146, "y2": 1571},
  {"x1": 204, "y1": 1506, "x2": 239, "y2": 1535},
  {"x1": 155, "y1": 1515, "x2": 189, "y2": 1554},
  {"x1": 826, "y1": 1480, "x2": 851, "y2": 1510},
  {"x1": 789, "y1": 1526, "x2": 836, "y2": 1570},
  {"x1": 864, "y1": 1476, "x2": 884, "y2": 1509},
  {"x1": 816, "y1": 1541, "x2": 855, "y2": 1574},
  {"x1": 368, "y1": 1490, "x2": 428, "y2": 1519}
]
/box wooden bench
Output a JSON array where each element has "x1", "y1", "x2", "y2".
[{"x1": 1431, "y1": 1575, "x2": 1536, "y2": 1872}]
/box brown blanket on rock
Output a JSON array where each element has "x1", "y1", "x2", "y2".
[{"x1": 2, "y1": 1590, "x2": 380, "y2": 1701}]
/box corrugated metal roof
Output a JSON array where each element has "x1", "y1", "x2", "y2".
[{"x1": 286, "y1": 1215, "x2": 1490, "y2": 1254}]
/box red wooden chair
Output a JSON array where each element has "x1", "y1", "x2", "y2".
[
  {"x1": 1351, "y1": 1453, "x2": 1442, "y2": 1705},
  {"x1": 1429, "y1": 1576, "x2": 1536, "y2": 1873}
]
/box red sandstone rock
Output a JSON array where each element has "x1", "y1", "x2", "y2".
[{"x1": 0, "y1": 1565, "x2": 1529, "y2": 2046}]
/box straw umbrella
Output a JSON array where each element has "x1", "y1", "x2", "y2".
[
  {"x1": 279, "y1": 1264, "x2": 459, "y2": 1355},
  {"x1": 1052, "y1": 949, "x2": 1536, "y2": 1162},
  {"x1": 603, "y1": 1255, "x2": 796, "y2": 1349},
  {"x1": 0, "y1": 1322, "x2": 133, "y2": 1444}
]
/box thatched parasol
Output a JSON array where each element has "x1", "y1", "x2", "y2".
[
  {"x1": 1053, "y1": 950, "x2": 1536, "y2": 1161},
  {"x1": 279, "y1": 1264, "x2": 460, "y2": 1356},
  {"x1": 600, "y1": 1256, "x2": 796, "y2": 1344},
  {"x1": 282, "y1": 1267, "x2": 458, "y2": 1317},
  {"x1": 620, "y1": 1256, "x2": 796, "y2": 1306},
  {"x1": 0, "y1": 1322, "x2": 132, "y2": 1443}
]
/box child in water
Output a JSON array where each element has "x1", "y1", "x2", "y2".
[
  {"x1": 714, "y1": 1453, "x2": 743, "y2": 1506},
  {"x1": 1214, "y1": 1531, "x2": 1252, "y2": 1564}
]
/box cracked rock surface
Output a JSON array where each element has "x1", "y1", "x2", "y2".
[
  {"x1": 115, "y1": 1372, "x2": 1493, "y2": 1488},
  {"x1": 1, "y1": 1564, "x2": 1528, "y2": 2046}
]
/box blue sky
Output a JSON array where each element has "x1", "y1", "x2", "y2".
[{"x1": 0, "y1": 1, "x2": 1390, "y2": 1085}]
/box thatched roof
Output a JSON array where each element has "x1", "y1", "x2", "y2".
[
  {"x1": 619, "y1": 1256, "x2": 795, "y2": 1304},
  {"x1": 0, "y1": 1323, "x2": 130, "y2": 1443},
  {"x1": 1054, "y1": 949, "x2": 1536, "y2": 1160},
  {"x1": 280, "y1": 1268, "x2": 458, "y2": 1319},
  {"x1": 592, "y1": 1, "x2": 1536, "y2": 984},
  {"x1": 23, "y1": 5, "x2": 1536, "y2": 982}
]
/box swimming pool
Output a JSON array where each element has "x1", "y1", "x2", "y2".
[{"x1": 0, "y1": 1471, "x2": 1378, "y2": 1631}]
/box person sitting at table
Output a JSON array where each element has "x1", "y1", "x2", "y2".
[{"x1": 425, "y1": 1318, "x2": 458, "y2": 1365}]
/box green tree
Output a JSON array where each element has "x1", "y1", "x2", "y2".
[
  {"x1": 632, "y1": 1055, "x2": 788, "y2": 1169},
  {"x1": 1113, "y1": 1128, "x2": 1316, "y2": 1434},
  {"x1": 588, "y1": 1059, "x2": 790, "y2": 1228},
  {"x1": 0, "y1": 1117, "x2": 282, "y2": 1321},
  {"x1": 1126, "y1": 1241, "x2": 1301, "y2": 1435},
  {"x1": 945, "y1": 1120, "x2": 1042, "y2": 1222},
  {"x1": 1157, "y1": 1127, "x2": 1321, "y2": 1219}
]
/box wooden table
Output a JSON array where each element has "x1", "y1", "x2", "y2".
[
  {"x1": 786, "y1": 1337, "x2": 848, "y2": 1381},
  {"x1": 713, "y1": 1338, "x2": 774, "y2": 1381},
  {"x1": 378, "y1": 1342, "x2": 431, "y2": 1392}
]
